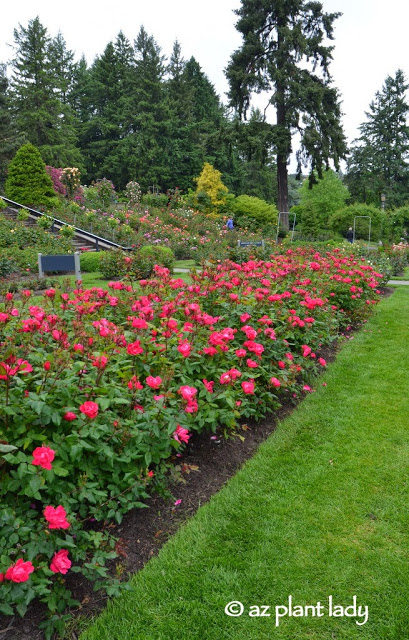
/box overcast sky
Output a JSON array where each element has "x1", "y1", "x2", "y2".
[{"x1": 1, "y1": 0, "x2": 408, "y2": 153}]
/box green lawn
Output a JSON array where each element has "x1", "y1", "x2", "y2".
[
  {"x1": 389, "y1": 265, "x2": 409, "y2": 281},
  {"x1": 174, "y1": 259, "x2": 197, "y2": 269},
  {"x1": 80, "y1": 288, "x2": 409, "y2": 640},
  {"x1": 63, "y1": 271, "x2": 108, "y2": 289}
]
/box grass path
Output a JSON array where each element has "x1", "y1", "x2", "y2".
[{"x1": 80, "y1": 288, "x2": 409, "y2": 640}]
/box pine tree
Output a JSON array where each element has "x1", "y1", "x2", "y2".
[
  {"x1": 5, "y1": 142, "x2": 57, "y2": 206},
  {"x1": 8, "y1": 17, "x2": 83, "y2": 168},
  {"x1": 346, "y1": 70, "x2": 409, "y2": 208},
  {"x1": 0, "y1": 63, "x2": 25, "y2": 189},
  {"x1": 80, "y1": 33, "x2": 135, "y2": 187},
  {"x1": 124, "y1": 26, "x2": 170, "y2": 192},
  {"x1": 233, "y1": 108, "x2": 277, "y2": 201},
  {"x1": 164, "y1": 51, "x2": 225, "y2": 192},
  {"x1": 48, "y1": 31, "x2": 75, "y2": 104},
  {"x1": 226, "y1": 0, "x2": 347, "y2": 226}
]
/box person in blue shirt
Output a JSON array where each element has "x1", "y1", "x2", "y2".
[{"x1": 227, "y1": 217, "x2": 234, "y2": 230}]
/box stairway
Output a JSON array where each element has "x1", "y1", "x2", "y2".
[{"x1": 3, "y1": 206, "x2": 99, "y2": 252}]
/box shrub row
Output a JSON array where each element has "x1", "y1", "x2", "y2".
[{"x1": 0, "y1": 246, "x2": 383, "y2": 635}]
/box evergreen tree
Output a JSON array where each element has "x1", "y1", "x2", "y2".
[
  {"x1": 124, "y1": 26, "x2": 170, "y2": 191},
  {"x1": 346, "y1": 70, "x2": 409, "y2": 208},
  {"x1": 226, "y1": 0, "x2": 347, "y2": 226},
  {"x1": 9, "y1": 17, "x2": 83, "y2": 168},
  {"x1": 0, "y1": 63, "x2": 25, "y2": 189},
  {"x1": 233, "y1": 108, "x2": 277, "y2": 201},
  {"x1": 5, "y1": 142, "x2": 57, "y2": 206},
  {"x1": 68, "y1": 56, "x2": 91, "y2": 125},
  {"x1": 80, "y1": 33, "x2": 135, "y2": 187},
  {"x1": 48, "y1": 31, "x2": 75, "y2": 104}
]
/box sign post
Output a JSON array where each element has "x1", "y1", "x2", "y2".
[{"x1": 353, "y1": 216, "x2": 372, "y2": 251}]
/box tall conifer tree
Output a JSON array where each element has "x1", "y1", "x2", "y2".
[
  {"x1": 346, "y1": 70, "x2": 409, "y2": 207},
  {"x1": 0, "y1": 63, "x2": 25, "y2": 188},
  {"x1": 9, "y1": 17, "x2": 83, "y2": 168},
  {"x1": 226, "y1": 0, "x2": 346, "y2": 226},
  {"x1": 124, "y1": 26, "x2": 169, "y2": 191}
]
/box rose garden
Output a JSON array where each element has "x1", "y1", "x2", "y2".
[{"x1": 2, "y1": 5, "x2": 409, "y2": 638}]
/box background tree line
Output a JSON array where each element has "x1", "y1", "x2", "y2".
[
  {"x1": 0, "y1": 16, "x2": 277, "y2": 201},
  {"x1": 2, "y1": 7, "x2": 409, "y2": 219}
]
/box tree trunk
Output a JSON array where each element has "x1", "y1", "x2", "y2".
[{"x1": 276, "y1": 64, "x2": 289, "y2": 231}]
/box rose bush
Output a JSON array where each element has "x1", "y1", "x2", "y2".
[{"x1": 0, "y1": 246, "x2": 383, "y2": 636}]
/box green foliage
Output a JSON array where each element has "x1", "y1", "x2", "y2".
[
  {"x1": 79, "y1": 251, "x2": 106, "y2": 272},
  {"x1": 129, "y1": 245, "x2": 174, "y2": 279},
  {"x1": 232, "y1": 194, "x2": 278, "y2": 229},
  {"x1": 0, "y1": 199, "x2": 7, "y2": 211},
  {"x1": 141, "y1": 193, "x2": 168, "y2": 209},
  {"x1": 0, "y1": 64, "x2": 25, "y2": 190},
  {"x1": 346, "y1": 70, "x2": 409, "y2": 208},
  {"x1": 226, "y1": 0, "x2": 347, "y2": 214},
  {"x1": 99, "y1": 249, "x2": 126, "y2": 279},
  {"x1": 388, "y1": 206, "x2": 409, "y2": 242},
  {"x1": 0, "y1": 255, "x2": 17, "y2": 277},
  {"x1": 17, "y1": 208, "x2": 29, "y2": 221},
  {"x1": 5, "y1": 143, "x2": 57, "y2": 207},
  {"x1": 328, "y1": 203, "x2": 385, "y2": 240},
  {"x1": 8, "y1": 17, "x2": 83, "y2": 169},
  {"x1": 37, "y1": 215, "x2": 53, "y2": 230},
  {"x1": 293, "y1": 170, "x2": 350, "y2": 229},
  {"x1": 0, "y1": 215, "x2": 72, "y2": 275}
]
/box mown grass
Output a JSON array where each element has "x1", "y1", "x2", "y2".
[
  {"x1": 79, "y1": 288, "x2": 409, "y2": 640},
  {"x1": 174, "y1": 259, "x2": 197, "y2": 269},
  {"x1": 389, "y1": 265, "x2": 409, "y2": 281}
]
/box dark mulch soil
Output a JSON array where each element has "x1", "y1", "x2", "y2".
[{"x1": 0, "y1": 287, "x2": 395, "y2": 640}]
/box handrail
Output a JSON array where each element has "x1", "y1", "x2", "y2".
[{"x1": 0, "y1": 196, "x2": 134, "y2": 251}]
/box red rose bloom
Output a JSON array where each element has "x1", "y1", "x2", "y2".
[
  {"x1": 64, "y1": 411, "x2": 77, "y2": 421},
  {"x1": 50, "y1": 549, "x2": 71, "y2": 575},
  {"x1": 79, "y1": 401, "x2": 99, "y2": 419},
  {"x1": 44, "y1": 505, "x2": 70, "y2": 529},
  {"x1": 32, "y1": 446, "x2": 55, "y2": 470},
  {"x1": 5, "y1": 559, "x2": 34, "y2": 583}
]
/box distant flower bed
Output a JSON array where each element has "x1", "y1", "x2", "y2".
[{"x1": 0, "y1": 247, "x2": 383, "y2": 633}]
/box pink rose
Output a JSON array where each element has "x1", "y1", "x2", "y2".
[
  {"x1": 44, "y1": 505, "x2": 70, "y2": 529},
  {"x1": 270, "y1": 377, "x2": 281, "y2": 388},
  {"x1": 202, "y1": 379, "x2": 214, "y2": 393},
  {"x1": 32, "y1": 446, "x2": 55, "y2": 470},
  {"x1": 178, "y1": 341, "x2": 192, "y2": 357},
  {"x1": 146, "y1": 376, "x2": 162, "y2": 389},
  {"x1": 173, "y1": 425, "x2": 191, "y2": 444},
  {"x1": 50, "y1": 549, "x2": 71, "y2": 575},
  {"x1": 127, "y1": 341, "x2": 144, "y2": 356},
  {"x1": 178, "y1": 385, "x2": 197, "y2": 401},
  {"x1": 241, "y1": 380, "x2": 255, "y2": 395},
  {"x1": 5, "y1": 559, "x2": 34, "y2": 583},
  {"x1": 79, "y1": 401, "x2": 99, "y2": 419},
  {"x1": 63, "y1": 411, "x2": 77, "y2": 421}
]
